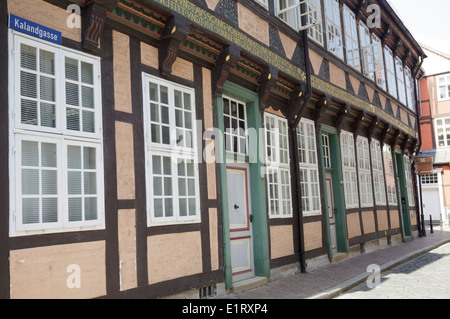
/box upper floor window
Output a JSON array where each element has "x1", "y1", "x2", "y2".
[
  {"x1": 437, "y1": 74, "x2": 450, "y2": 101},
  {"x1": 384, "y1": 47, "x2": 398, "y2": 99},
  {"x1": 395, "y1": 56, "x2": 407, "y2": 105},
  {"x1": 276, "y1": 0, "x2": 323, "y2": 45},
  {"x1": 143, "y1": 74, "x2": 200, "y2": 225},
  {"x1": 324, "y1": 0, "x2": 344, "y2": 59},
  {"x1": 404, "y1": 66, "x2": 416, "y2": 111},
  {"x1": 10, "y1": 32, "x2": 104, "y2": 235},
  {"x1": 372, "y1": 35, "x2": 386, "y2": 91},
  {"x1": 435, "y1": 117, "x2": 450, "y2": 148},
  {"x1": 360, "y1": 22, "x2": 374, "y2": 82},
  {"x1": 256, "y1": 0, "x2": 268, "y2": 7},
  {"x1": 223, "y1": 96, "x2": 248, "y2": 155},
  {"x1": 265, "y1": 113, "x2": 292, "y2": 218},
  {"x1": 343, "y1": 5, "x2": 360, "y2": 71}
]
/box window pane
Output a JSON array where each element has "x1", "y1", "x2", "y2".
[
  {"x1": 21, "y1": 44, "x2": 37, "y2": 70},
  {"x1": 42, "y1": 198, "x2": 58, "y2": 223},
  {"x1": 22, "y1": 198, "x2": 40, "y2": 224},
  {"x1": 68, "y1": 198, "x2": 82, "y2": 221}
]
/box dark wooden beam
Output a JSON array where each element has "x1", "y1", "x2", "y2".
[{"x1": 212, "y1": 44, "x2": 240, "y2": 97}]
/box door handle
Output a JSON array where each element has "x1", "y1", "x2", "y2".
[
  {"x1": 234, "y1": 204, "x2": 239, "y2": 210},
  {"x1": 250, "y1": 214, "x2": 254, "y2": 223}
]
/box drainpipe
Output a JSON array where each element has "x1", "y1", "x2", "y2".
[
  {"x1": 413, "y1": 56, "x2": 426, "y2": 237},
  {"x1": 289, "y1": 30, "x2": 312, "y2": 274}
]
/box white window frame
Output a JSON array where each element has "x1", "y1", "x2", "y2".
[
  {"x1": 142, "y1": 73, "x2": 201, "y2": 226},
  {"x1": 264, "y1": 113, "x2": 292, "y2": 218},
  {"x1": 298, "y1": 118, "x2": 321, "y2": 216},
  {"x1": 322, "y1": 133, "x2": 331, "y2": 169},
  {"x1": 9, "y1": 31, "x2": 104, "y2": 236},
  {"x1": 275, "y1": 0, "x2": 323, "y2": 45},
  {"x1": 395, "y1": 56, "x2": 407, "y2": 105},
  {"x1": 356, "y1": 136, "x2": 373, "y2": 207},
  {"x1": 384, "y1": 46, "x2": 398, "y2": 99},
  {"x1": 223, "y1": 96, "x2": 248, "y2": 156},
  {"x1": 370, "y1": 139, "x2": 386, "y2": 206},
  {"x1": 256, "y1": 0, "x2": 268, "y2": 8},
  {"x1": 435, "y1": 117, "x2": 450, "y2": 148},
  {"x1": 12, "y1": 32, "x2": 102, "y2": 139},
  {"x1": 343, "y1": 5, "x2": 360, "y2": 71},
  {"x1": 359, "y1": 22, "x2": 375, "y2": 81},
  {"x1": 437, "y1": 74, "x2": 450, "y2": 101},
  {"x1": 383, "y1": 144, "x2": 397, "y2": 206},
  {"x1": 340, "y1": 130, "x2": 358, "y2": 208},
  {"x1": 420, "y1": 173, "x2": 439, "y2": 185},
  {"x1": 404, "y1": 66, "x2": 415, "y2": 111},
  {"x1": 372, "y1": 35, "x2": 386, "y2": 91},
  {"x1": 324, "y1": 0, "x2": 344, "y2": 59},
  {"x1": 403, "y1": 155, "x2": 415, "y2": 207}
]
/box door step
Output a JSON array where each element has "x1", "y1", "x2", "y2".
[
  {"x1": 232, "y1": 276, "x2": 268, "y2": 294},
  {"x1": 403, "y1": 235, "x2": 414, "y2": 243},
  {"x1": 330, "y1": 252, "x2": 348, "y2": 263}
]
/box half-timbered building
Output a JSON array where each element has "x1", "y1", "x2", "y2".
[{"x1": 0, "y1": 0, "x2": 425, "y2": 298}]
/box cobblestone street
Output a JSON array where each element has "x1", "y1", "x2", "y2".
[{"x1": 336, "y1": 242, "x2": 450, "y2": 299}]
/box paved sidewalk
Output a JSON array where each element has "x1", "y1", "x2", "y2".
[{"x1": 223, "y1": 228, "x2": 450, "y2": 299}]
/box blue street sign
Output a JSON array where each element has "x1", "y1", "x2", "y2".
[{"x1": 9, "y1": 14, "x2": 62, "y2": 45}]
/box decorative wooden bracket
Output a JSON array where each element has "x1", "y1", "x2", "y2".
[
  {"x1": 82, "y1": 0, "x2": 119, "y2": 53},
  {"x1": 337, "y1": 104, "x2": 351, "y2": 135},
  {"x1": 390, "y1": 130, "x2": 401, "y2": 148},
  {"x1": 353, "y1": 111, "x2": 367, "y2": 136},
  {"x1": 393, "y1": 38, "x2": 403, "y2": 57},
  {"x1": 402, "y1": 49, "x2": 412, "y2": 65},
  {"x1": 380, "y1": 124, "x2": 392, "y2": 144},
  {"x1": 258, "y1": 65, "x2": 279, "y2": 111},
  {"x1": 356, "y1": 0, "x2": 367, "y2": 21},
  {"x1": 381, "y1": 26, "x2": 392, "y2": 46},
  {"x1": 401, "y1": 134, "x2": 410, "y2": 152},
  {"x1": 314, "y1": 95, "x2": 331, "y2": 133},
  {"x1": 368, "y1": 116, "x2": 379, "y2": 141},
  {"x1": 212, "y1": 44, "x2": 240, "y2": 97},
  {"x1": 159, "y1": 14, "x2": 191, "y2": 77},
  {"x1": 286, "y1": 83, "x2": 307, "y2": 125}
]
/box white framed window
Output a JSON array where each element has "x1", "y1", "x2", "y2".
[
  {"x1": 322, "y1": 133, "x2": 331, "y2": 169},
  {"x1": 421, "y1": 173, "x2": 439, "y2": 185},
  {"x1": 395, "y1": 56, "x2": 407, "y2": 105},
  {"x1": 403, "y1": 155, "x2": 415, "y2": 206},
  {"x1": 9, "y1": 32, "x2": 104, "y2": 236},
  {"x1": 371, "y1": 139, "x2": 386, "y2": 205},
  {"x1": 265, "y1": 113, "x2": 292, "y2": 218},
  {"x1": 256, "y1": 0, "x2": 268, "y2": 7},
  {"x1": 276, "y1": 0, "x2": 323, "y2": 44},
  {"x1": 383, "y1": 144, "x2": 397, "y2": 206},
  {"x1": 143, "y1": 74, "x2": 201, "y2": 225},
  {"x1": 384, "y1": 46, "x2": 398, "y2": 99},
  {"x1": 435, "y1": 117, "x2": 450, "y2": 148},
  {"x1": 356, "y1": 136, "x2": 373, "y2": 207},
  {"x1": 298, "y1": 119, "x2": 321, "y2": 216},
  {"x1": 372, "y1": 35, "x2": 386, "y2": 91},
  {"x1": 340, "y1": 130, "x2": 358, "y2": 208},
  {"x1": 437, "y1": 74, "x2": 450, "y2": 101},
  {"x1": 359, "y1": 22, "x2": 375, "y2": 81},
  {"x1": 343, "y1": 5, "x2": 360, "y2": 71},
  {"x1": 223, "y1": 96, "x2": 248, "y2": 156},
  {"x1": 324, "y1": 0, "x2": 344, "y2": 59},
  {"x1": 404, "y1": 67, "x2": 415, "y2": 111}
]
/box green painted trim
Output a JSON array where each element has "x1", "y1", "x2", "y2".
[
  {"x1": 218, "y1": 81, "x2": 270, "y2": 288},
  {"x1": 321, "y1": 128, "x2": 348, "y2": 253},
  {"x1": 394, "y1": 153, "x2": 412, "y2": 237}
]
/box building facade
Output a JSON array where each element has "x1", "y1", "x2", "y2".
[
  {"x1": 418, "y1": 62, "x2": 450, "y2": 226},
  {"x1": 0, "y1": 0, "x2": 424, "y2": 298}
]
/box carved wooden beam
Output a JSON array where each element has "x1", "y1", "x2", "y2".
[
  {"x1": 380, "y1": 123, "x2": 392, "y2": 144},
  {"x1": 368, "y1": 116, "x2": 380, "y2": 140},
  {"x1": 159, "y1": 14, "x2": 191, "y2": 77},
  {"x1": 212, "y1": 44, "x2": 240, "y2": 97},
  {"x1": 258, "y1": 65, "x2": 279, "y2": 111},
  {"x1": 82, "y1": 0, "x2": 119, "y2": 53},
  {"x1": 314, "y1": 95, "x2": 331, "y2": 129},
  {"x1": 401, "y1": 134, "x2": 411, "y2": 153},
  {"x1": 285, "y1": 83, "x2": 307, "y2": 124},
  {"x1": 390, "y1": 130, "x2": 401, "y2": 148},
  {"x1": 337, "y1": 104, "x2": 352, "y2": 135},
  {"x1": 353, "y1": 111, "x2": 367, "y2": 136},
  {"x1": 381, "y1": 25, "x2": 392, "y2": 47},
  {"x1": 356, "y1": 0, "x2": 367, "y2": 21},
  {"x1": 393, "y1": 38, "x2": 403, "y2": 57}
]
